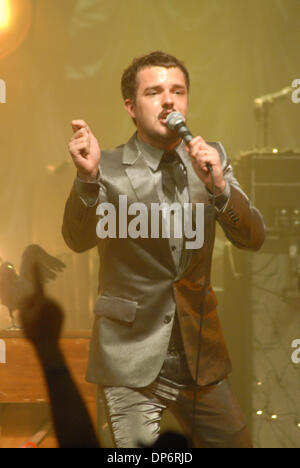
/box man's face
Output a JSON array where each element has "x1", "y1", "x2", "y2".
[{"x1": 125, "y1": 66, "x2": 189, "y2": 149}]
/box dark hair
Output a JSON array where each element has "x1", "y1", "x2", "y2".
[{"x1": 121, "y1": 51, "x2": 190, "y2": 102}]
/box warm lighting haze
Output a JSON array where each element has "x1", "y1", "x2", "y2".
[
  {"x1": 0, "y1": 0, "x2": 10, "y2": 30},
  {"x1": 0, "y1": 0, "x2": 32, "y2": 60}
]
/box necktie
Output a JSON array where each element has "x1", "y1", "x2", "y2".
[
  {"x1": 159, "y1": 150, "x2": 185, "y2": 204},
  {"x1": 158, "y1": 150, "x2": 187, "y2": 269}
]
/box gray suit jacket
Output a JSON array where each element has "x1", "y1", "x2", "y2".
[{"x1": 62, "y1": 135, "x2": 265, "y2": 387}]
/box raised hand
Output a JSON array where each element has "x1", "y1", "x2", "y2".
[{"x1": 68, "y1": 120, "x2": 101, "y2": 181}]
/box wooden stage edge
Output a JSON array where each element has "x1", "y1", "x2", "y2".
[{"x1": 0, "y1": 329, "x2": 95, "y2": 404}]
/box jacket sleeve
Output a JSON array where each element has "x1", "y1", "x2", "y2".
[
  {"x1": 216, "y1": 164, "x2": 265, "y2": 251},
  {"x1": 61, "y1": 178, "x2": 102, "y2": 253}
]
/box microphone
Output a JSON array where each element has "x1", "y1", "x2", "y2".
[
  {"x1": 165, "y1": 112, "x2": 193, "y2": 144},
  {"x1": 166, "y1": 111, "x2": 214, "y2": 173},
  {"x1": 166, "y1": 111, "x2": 229, "y2": 170}
]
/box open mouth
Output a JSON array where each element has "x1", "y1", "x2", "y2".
[{"x1": 158, "y1": 111, "x2": 174, "y2": 126}]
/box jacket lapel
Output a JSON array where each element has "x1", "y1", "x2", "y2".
[
  {"x1": 122, "y1": 135, "x2": 161, "y2": 206},
  {"x1": 182, "y1": 152, "x2": 209, "y2": 204}
]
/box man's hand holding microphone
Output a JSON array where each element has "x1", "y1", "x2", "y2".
[{"x1": 166, "y1": 112, "x2": 226, "y2": 195}]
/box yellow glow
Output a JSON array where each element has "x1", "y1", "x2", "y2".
[
  {"x1": 0, "y1": 0, "x2": 33, "y2": 60},
  {"x1": 0, "y1": 0, "x2": 10, "y2": 29}
]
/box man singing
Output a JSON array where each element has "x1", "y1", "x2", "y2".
[{"x1": 62, "y1": 51, "x2": 265, "y2": 448}]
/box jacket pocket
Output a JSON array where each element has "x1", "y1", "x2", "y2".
[{"x1": 94, "y1": 295, "x2": 138, "y2": 323}]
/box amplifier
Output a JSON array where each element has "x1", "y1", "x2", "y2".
[{"x1": 234, "y1": 151, "x2": 300, "y2": 251}]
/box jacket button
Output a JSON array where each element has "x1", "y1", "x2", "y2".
[{"x1": 164, "y1": 315, "x2": 172, "y2": 324}]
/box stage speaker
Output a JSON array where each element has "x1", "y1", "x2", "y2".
[
  {"x1": 224, "y1": 151, "x2": 300, "y2": 448},
  {"x1": 235, "y1": 151, "x2": 300, "y2": 253}
]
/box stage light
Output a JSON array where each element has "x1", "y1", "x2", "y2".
[
  {"x1": 0, "y1": 0, "x2": 33, "y2": 60},
  {"x1": 0, "y1": 0, "x2": 10, "y2": 30}
]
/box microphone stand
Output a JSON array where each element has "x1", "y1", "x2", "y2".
[
  {"x1": 254, "y1": 102, "x2": 270, "y2": 150},
  {"x1": 254, "y1": 86, "x2": 292, "y2": 151}
]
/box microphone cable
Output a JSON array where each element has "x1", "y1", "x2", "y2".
[
  {"x1": 190, "y1": 163, "x2": 216, "y2": 447},
  {"x1": 164, "y1": 113, "x2": 223, "y2": 446}
]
